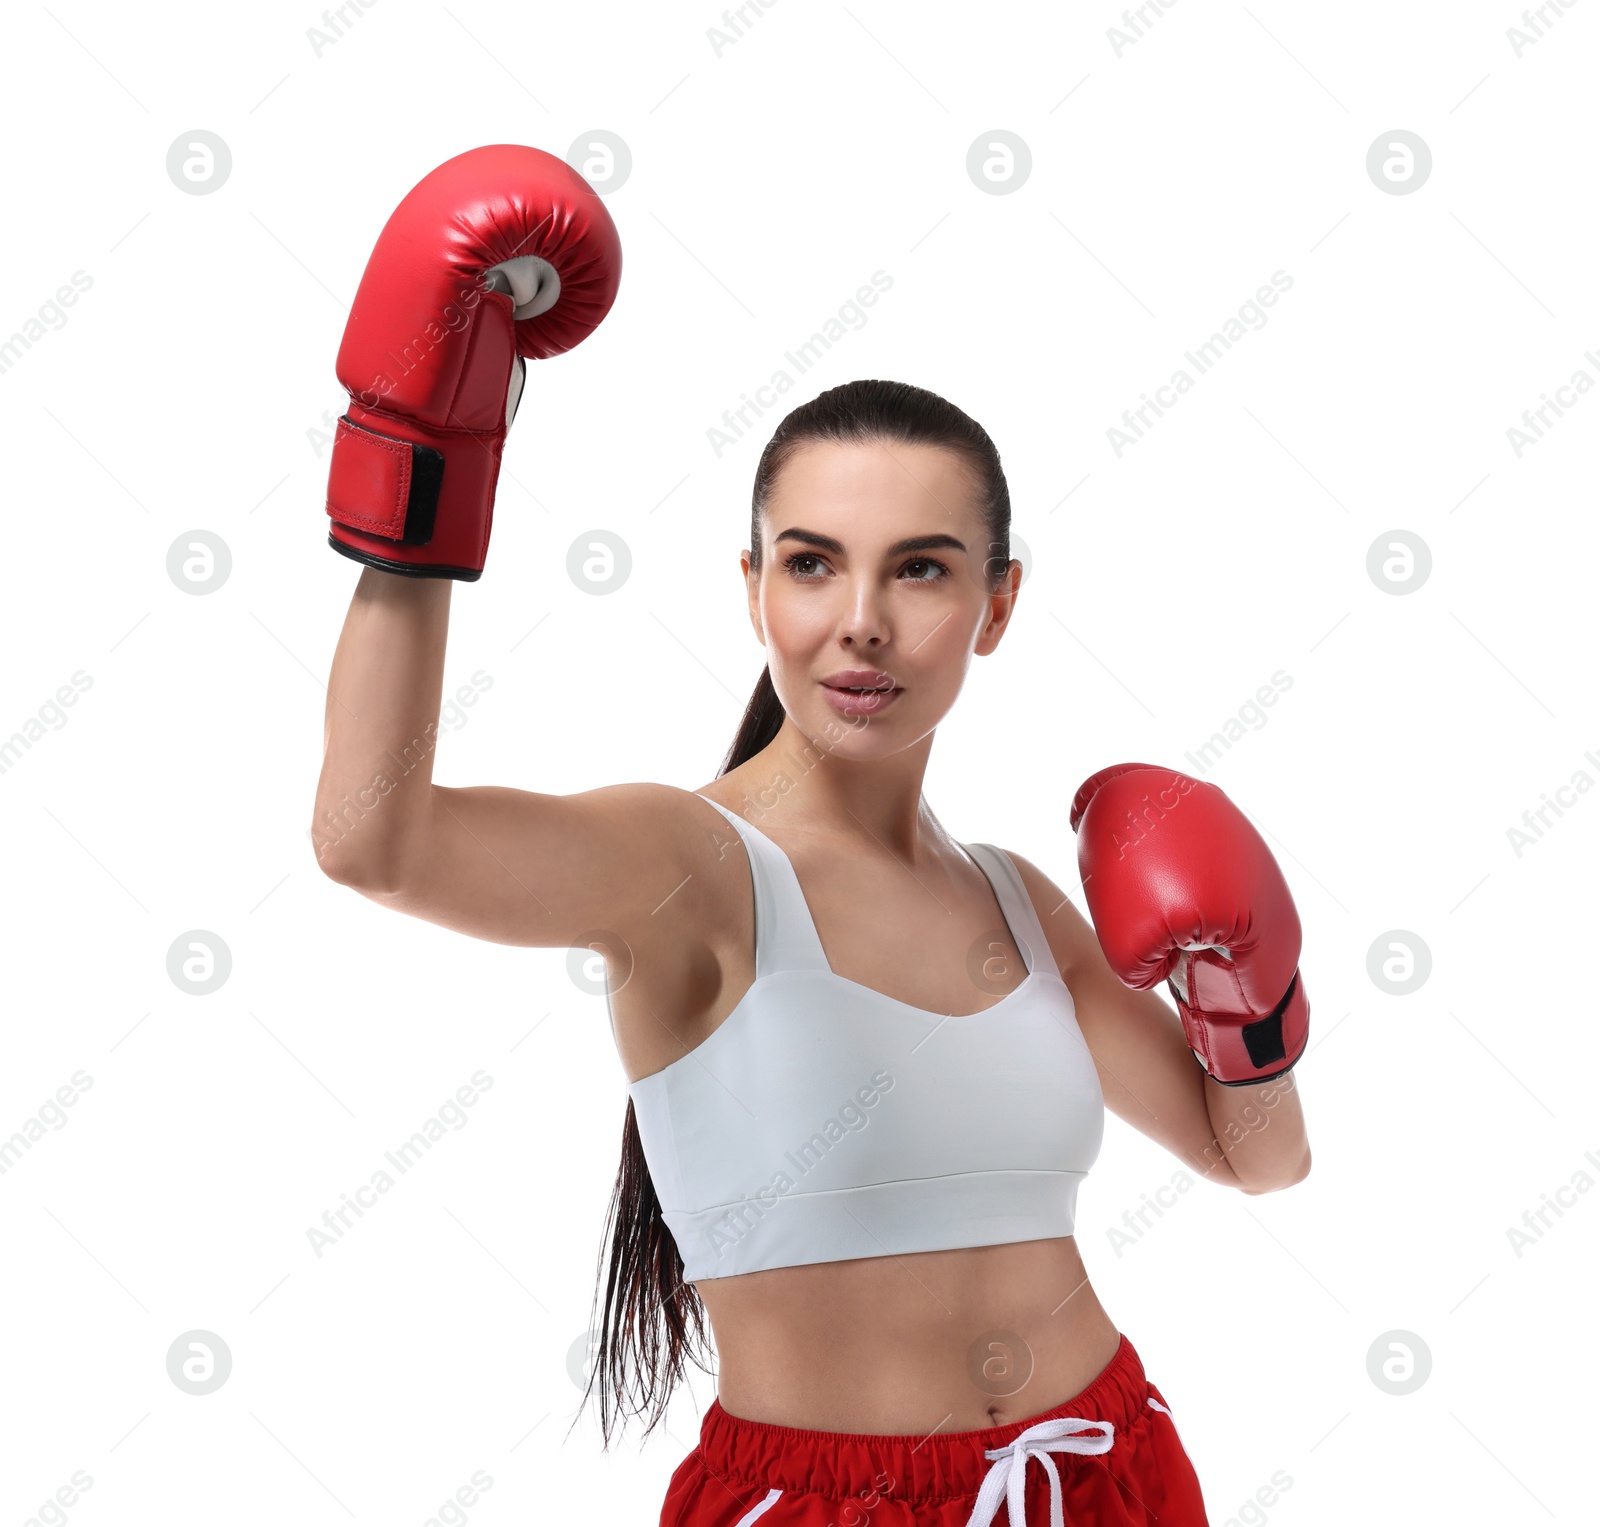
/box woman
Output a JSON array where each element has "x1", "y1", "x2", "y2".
[{"x1": 315, "y1": 153, "x2": 1311, "y2": 1527}]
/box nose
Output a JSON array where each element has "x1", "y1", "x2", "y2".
[{"x1": 836, "y1": 576, "x2": 890, "y2": 649}]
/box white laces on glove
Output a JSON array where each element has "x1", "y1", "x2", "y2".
[{"x1": 962, "y1": 1415, "x2": 1115, "y2": 1527}]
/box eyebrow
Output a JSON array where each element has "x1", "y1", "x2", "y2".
[{"x1": 773, "y1": 528, "x2": 969, "y2": 557}]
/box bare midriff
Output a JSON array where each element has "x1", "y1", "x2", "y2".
[{"x1": 694, "y1": 1233, "x2": 1122, "y2": 1434}]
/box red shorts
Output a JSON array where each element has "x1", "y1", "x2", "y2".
[{"x1": 658, "y1": 1333, "x2": 1209, "y2": 1526}]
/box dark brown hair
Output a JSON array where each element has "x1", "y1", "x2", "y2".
[{"x1": 577, "y1": 379, "x2": 1012, "y2": 1446}]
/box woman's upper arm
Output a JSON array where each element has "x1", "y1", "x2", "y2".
[
  {"x1": 339, "y1": 780, "x2": 719, "y2": 951},
  {"x1": 1008, "y1": 848, "x2": 1242, "y2": 1186}
]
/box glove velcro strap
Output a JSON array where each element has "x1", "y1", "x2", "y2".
[
  {"x1": 1239, "y1": 971, "x2": 1299, "y2": 1070},
  {"x1": 1174, "y1": 969, "x2": 1307, "y2": 1086},
  {"x1": 326, "y1": 415, "x2": 445, "y2": 545}
]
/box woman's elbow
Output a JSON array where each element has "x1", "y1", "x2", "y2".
[
  {"x1": 312, "y1": 832, "x2": 405, "y2": 896},
  {"x1": 1236, "y1": 1147, "x2": 1312, "y2": 1196}
]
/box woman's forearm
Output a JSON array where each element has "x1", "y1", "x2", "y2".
[
  {"x1": 312, "y1": 567, "x2": 452, "y2": 886},
  {"x1": 1200, "y1": 1069, "x2": 1310, "y2": 1193}
]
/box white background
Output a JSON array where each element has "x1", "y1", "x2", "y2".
[{"x1": 3, "y1": 1, "x2": 1595, "y2": 1523}]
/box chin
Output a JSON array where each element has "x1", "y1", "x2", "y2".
[{"x1": 804, "y1": 709, "x2": 921, "y2": 759}]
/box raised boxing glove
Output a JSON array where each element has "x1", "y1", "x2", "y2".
[
  {"x1": 325, "y1": 143, "x2": 622, "y2": 580},
  {"x1": 1069, "y1": 763, "x2": 1309, "y2": 1086}
]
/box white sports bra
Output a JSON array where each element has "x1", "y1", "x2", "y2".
[{"x1": 624, "y1": 795, "x2": 1105, "y2": 1282}]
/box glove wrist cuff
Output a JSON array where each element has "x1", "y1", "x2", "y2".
[
  {"x1": 327, "y1": 414, "x2": 445, "y2": 546},
  {"x1": 325, "y1": 402, "x2": 504, "y2": 581},
  {"x1": 1176, "y1": 969, "x2": 1310, "y2": 1086}
]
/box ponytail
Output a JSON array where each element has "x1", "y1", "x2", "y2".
[
  {"x1": 718, "y1": 664, "x2": 786, "y2": 777},
  {"x1": 574, "y1": 666, "x2": 781, "y2": 1448}
]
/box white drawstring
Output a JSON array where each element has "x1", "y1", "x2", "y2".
[{"x1": 962, "y1": 1414, "x2": 1115, "y2": 1527}]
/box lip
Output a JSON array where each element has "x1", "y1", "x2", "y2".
[{"x1": 820, "y1": 671, "x2": 903, "y2": 718}]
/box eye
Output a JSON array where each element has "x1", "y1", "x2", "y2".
[
  {"x1": 780, "y1": 551, "x2": 828, "y2": 580},
  {"x1": 901, "y1": 557, "x2": 951, "y2": 582}
]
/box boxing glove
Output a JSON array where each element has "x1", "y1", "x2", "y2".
[
  {"x1": 1069, "y1": 763, "x2": 1309, "y2": 1086},
  {"x1": 325, "y1": 144, "x2": 622, "y2": 580}
]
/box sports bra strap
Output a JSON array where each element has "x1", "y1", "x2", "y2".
[
  {"x1": 694, "y1": 796, "x2": 831, "y2": 978},
  {"x1": 694, "y1": 795, "x2": 1059, "y2": 984},
  {"x1": 963, "y1": 841, "x2": 1056, "y2": 977}
]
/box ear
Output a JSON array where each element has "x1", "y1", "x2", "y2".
[
  {"x1": 974, "y1": 559, "x2": 1021, "y2": 657},
  {"x1": 742, "y1": 549, "x2": 766, "y2": 648}
]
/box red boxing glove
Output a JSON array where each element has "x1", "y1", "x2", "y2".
[
  {"x1": 1069, "y1": 763, "x2": 1309, "y2": 1086},
  {"x1": 325, "y1": 144, "x2": 622, "y2": 580}
]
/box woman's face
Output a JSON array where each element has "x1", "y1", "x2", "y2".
[{"x1": 744, "y1": 438, "x2": 1020, "y2": 760}]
